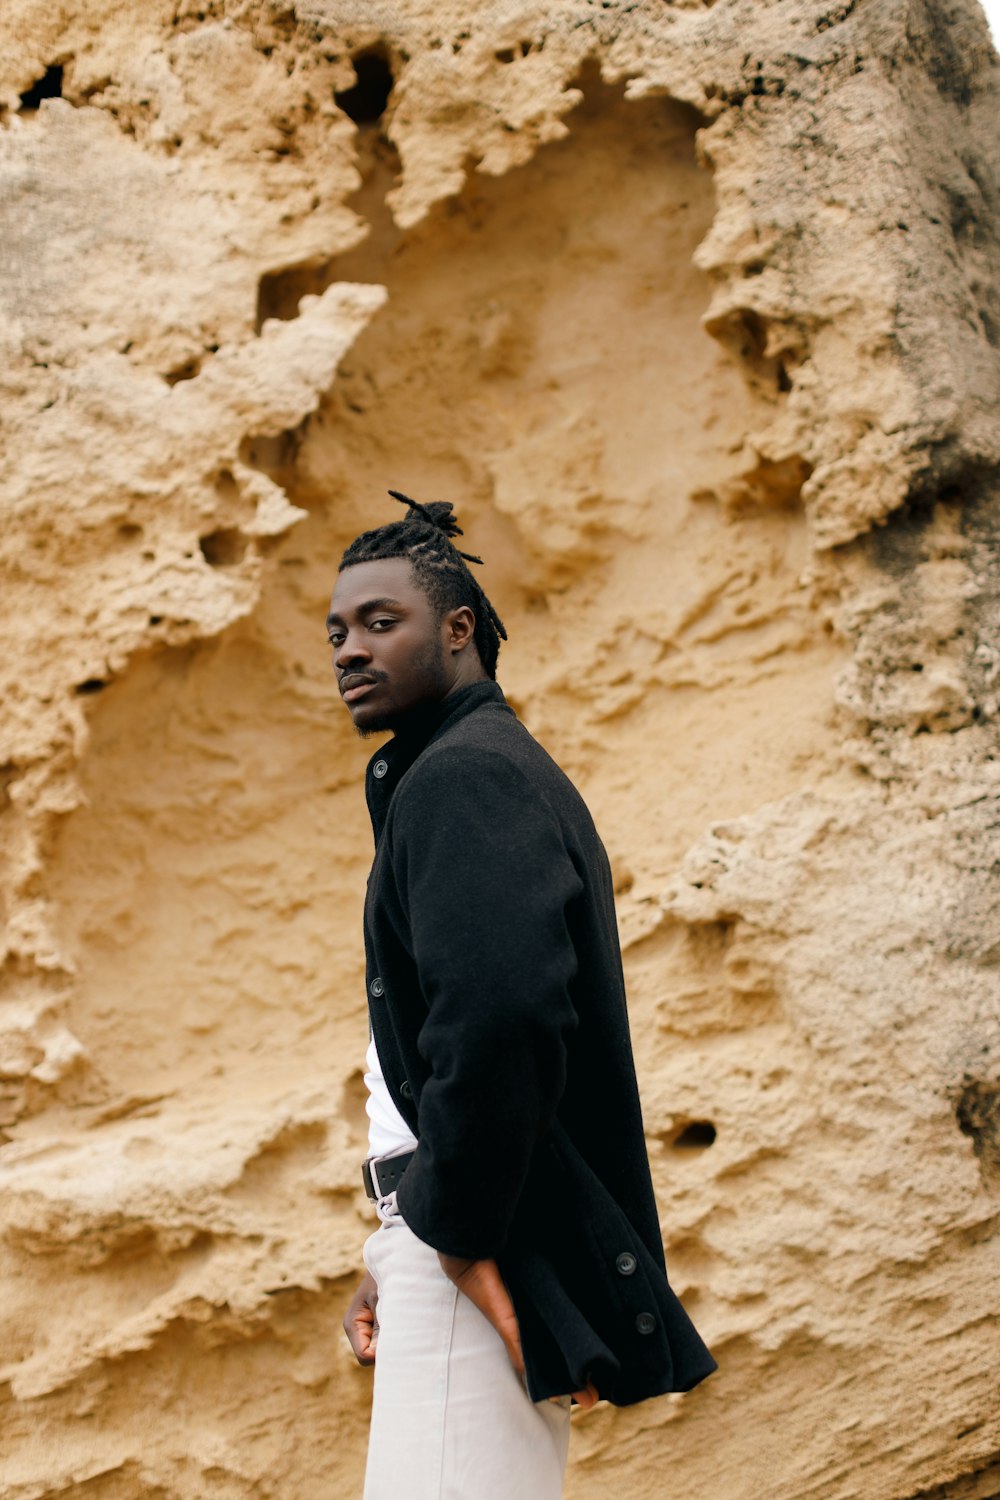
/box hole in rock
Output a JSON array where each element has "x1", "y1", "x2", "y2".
[
  {"x1": 214, "y1": 469, "x2": 240, "y2": 505},
  {"x1": 495, "y1": 42, "x2": 533, "y2": 63},
  {"x1": 75, "y1": 679, "x2": 107, "y2": 696},
  {"x1": 704, "y1": 303, "x2": 800, "y2": 396},
  {"x1": 752, "y1": 454, "x2": 814, "y2": 509},
  {"x1": 163, "y1": 357, "x2": 202, "y2": 386},
  {"x1": 199, "y1": 529, "x2": 246, "y2": 568},
  {"x1": 256, "y1": 257, "x2": 329, "y2": 329},
  {"x1": 334, "y1": 50, "x2": 393, "y2": 126},
  {"x1": 18, "y1": 65, "x2": 63, "y2": 111},
  {"x1": 954, "y1": 1078, "x2": 1000, "y2": 1186},
  {"x1": 671, "y1": 1121, "x2": 718, "y2": 1151},
  {"x1": 734, "y1": 308, "x2": 767, "y2": 360}
]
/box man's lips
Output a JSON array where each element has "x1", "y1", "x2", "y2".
[{"x1": 340, "y1": 673, "x2": 382, "y2": 704}]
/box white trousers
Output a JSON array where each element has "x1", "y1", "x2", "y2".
[{"x1": 362, "y1": 1219, "x2": 571, "y2": 1500}]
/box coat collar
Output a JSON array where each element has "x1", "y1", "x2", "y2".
[{"x1": 364, "y1": 680, "x2": 511, "y2": 841}]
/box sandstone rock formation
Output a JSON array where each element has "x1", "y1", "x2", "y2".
[{"x1": 1, "y1": 2, "x2": 998, "y2": 1497}]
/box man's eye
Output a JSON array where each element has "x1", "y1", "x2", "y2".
[
  {"x1": 329, "y1": 634, "x2": 345, "y2": 647},
  {"x1": 370, "y1": 618, "x2": 396, "y2": 631}
]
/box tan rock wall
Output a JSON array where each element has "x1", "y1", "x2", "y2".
[{"x1": 1, "y1": 3, "x2": 998, "y2": 1497}]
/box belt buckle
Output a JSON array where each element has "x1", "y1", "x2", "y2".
[{"x1": 362, "y1": 1157, "x2": 378, "y2": 1202}]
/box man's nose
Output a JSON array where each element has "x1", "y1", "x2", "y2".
[{"x1": 334, "y1": 630, "x2": 372, "y2": 670}]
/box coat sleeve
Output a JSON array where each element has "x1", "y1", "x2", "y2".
[{"x1": 391, "y1": 745, "x2": 584, "y2": 1259}]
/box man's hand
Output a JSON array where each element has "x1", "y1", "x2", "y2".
[
  {"x1": 343, "y1": 1270, "x2": 379, "y2": 1366},
  {"x1": 437, "y1": 1253, "x2": 599, "y2": 1409},
  {"x1": 438, "y1": 1254, "x2": 524, "y2": 1379}
]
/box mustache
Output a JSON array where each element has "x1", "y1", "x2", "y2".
[{"x1": 339, "y1": 669, "x2": 389, "y2": 695}]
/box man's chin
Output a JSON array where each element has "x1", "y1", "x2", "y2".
[{"x1": 351, "y1": 706, "x2": 399, "y2": 739}]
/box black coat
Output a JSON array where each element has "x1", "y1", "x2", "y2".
[{"x1": 362, "y1": 680, "x2": 716, "y2": 1405}]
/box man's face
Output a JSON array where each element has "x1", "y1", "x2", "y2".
[{"x1": 327, "y1": 558, "x2": 453, "y2": 736}]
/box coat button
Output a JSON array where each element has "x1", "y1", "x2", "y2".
[
  {"x1": 616, "y1": 1251, "x2": 637, "y2": 1277},
  {"x1": 399, "y1": 1080, "x2": 412, "y2": 1100},
  {"x1": 635, "y1": 1311, "x2": 656, "y2": 1336},
  {"x1": 372, "y1": 759, "x2": 388, "y2": 779},
  {"x1": 369, "y1": 977, "x2": 384, "y2": 998}
]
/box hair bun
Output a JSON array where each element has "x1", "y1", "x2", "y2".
[{"x1": 387, "y1": 489, "x2": 465, "y2": 539}]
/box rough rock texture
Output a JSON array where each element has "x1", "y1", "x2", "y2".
[{"x1": 1, "y1": 2, "x2": 998, "y2": 1497}]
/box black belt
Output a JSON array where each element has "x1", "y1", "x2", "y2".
[{"x1": 363, "y1": 1150, "x2": 415, "y2": 1202}]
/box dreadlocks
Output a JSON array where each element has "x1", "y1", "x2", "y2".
[{"x1": 338, "y1": 491, "x2": 508, "y2": 679}]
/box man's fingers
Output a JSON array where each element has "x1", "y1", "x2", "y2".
[
  {"x1": 571, "y1": 1382, "x2": 600, "y2": 1410},
  {"x1": 349, "y1": 1312, "x2": 378, "y2": 1366},
  {"x1": 490, "y1": 1298, "x2": 525, "y2": 1378},
  {"x1": 439, "y1": 1254, "x2": 525, "y2": 1378},
  {"x1": 343, "y1": 1270, "x2": 380, "y2": 1368}
]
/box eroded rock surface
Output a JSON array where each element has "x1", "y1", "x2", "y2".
[{"x1": 1, "y1": 2, "x2": 998, "y2": 1497}]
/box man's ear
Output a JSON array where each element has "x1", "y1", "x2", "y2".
[{"x1": 445, "y1": 605, "x2": 477, "y2": 654}]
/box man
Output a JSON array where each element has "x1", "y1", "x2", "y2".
[{"x1": 332, "y1": 493, "x2": 715, "y2": 1500}]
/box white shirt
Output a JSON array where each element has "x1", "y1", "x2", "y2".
[{"x1": 365, "y1": 1032, "x2": 419, "y2": 1159}]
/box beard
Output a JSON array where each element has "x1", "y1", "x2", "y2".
[{"x1": 352, "y1": 634, "x2": 450, "y2": 737}]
